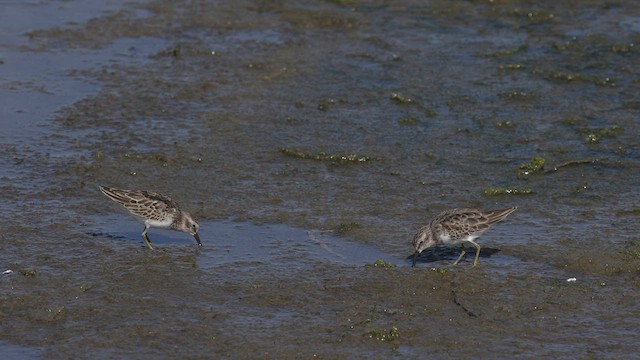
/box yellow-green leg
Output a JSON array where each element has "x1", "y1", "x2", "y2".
[
  {"x1": 453, "y1": 246, "x2": 466, "y2": 266},
  {"x1": 470, "y1": 240, "x2": 481, "y2": 267},
  {"x1": 141, "y1": 226, "x2": 154, "y2": 250}
]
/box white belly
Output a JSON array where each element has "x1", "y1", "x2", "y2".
[
  {"x1": 439, "y1": 233, "x2": 480, "y2": 245},
  {"x1": 145, "y1": 218, "x2": 173, "y2": 229}
]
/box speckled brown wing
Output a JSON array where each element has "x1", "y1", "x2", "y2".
[
  {"x1": 431, "y1": 209, "x2": 485, "y2": 240},
  {"x1": 100, "y1": 186, "x2": 180, "y2": 222},
  {"x1": 432, "y1": 207, "x2": 516, "y2": 240}
]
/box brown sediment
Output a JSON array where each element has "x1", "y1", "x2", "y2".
[{"x1": 2, "y1": 0, "x2": 639, "y2": 358}]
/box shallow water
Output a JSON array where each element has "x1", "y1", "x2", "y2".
[
  {"x1": 1, "y1": 0, "x2": 640, "y2": 358},
  {"x1": 91, "y1": 217, "x2": 395, "y2": 267}
]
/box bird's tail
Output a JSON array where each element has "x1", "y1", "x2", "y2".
[
  {"x1": 99, "y1": 186, "x2": 131, "y2": 204},
  {"x1": 486, "y1": 207, "x2": 517, "y2": 225}
]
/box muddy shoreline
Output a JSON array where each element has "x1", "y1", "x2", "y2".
[{"x1": 1, "y1": 0, "x2": 639, "y2": 358}]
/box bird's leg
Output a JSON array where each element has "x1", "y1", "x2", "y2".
[
  {"x1": 141, "y1": 226, "x2": 154, "y2": 250},
  {"x1": 469, "y1": 240, "x2": 481, "y2": 267},
  {"x1": 453, "y1": 245, "x2": 466, "y2": 266}
]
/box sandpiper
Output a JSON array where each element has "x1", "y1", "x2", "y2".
[
  {"x1": 411, "y1": 207, "x2": 516, "y2": 267},
  {"x1": 100, "y1": 186, "x2": 202, "y2": 249}
]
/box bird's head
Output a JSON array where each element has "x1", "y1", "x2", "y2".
[
  {"x1": 181, "y1": 213, "x2": 202, "y2": 246},
  {"x1": 411, "y1": 227, "x2": 436, "y2": 267}
]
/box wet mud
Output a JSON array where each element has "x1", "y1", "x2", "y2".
[{"x1": 1, "y1": 0, "x2": 640, "y2": 358}]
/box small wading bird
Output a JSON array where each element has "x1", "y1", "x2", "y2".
[
  {"x1": 100, "y1": 186, "x2": 202, "y2": 250},
  {"x1": 411, "y1": 207, "x2": 516, "y2": 267}
]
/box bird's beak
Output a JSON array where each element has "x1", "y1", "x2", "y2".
[
  {"x1": 412, "y1": 250, "x2": 420, "y2": 267},
  {"x1": 193, "y1": 232, "x2": 203, "y2": 246}
]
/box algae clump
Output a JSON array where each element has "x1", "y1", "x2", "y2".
[
  {"x1": 517, "y1": 157, "x2": 545, "y2": 177},
  {"x1": 365, "y1": 259, "x2": 396, "y2": 268},
  {"x1": 279, "y1": 148, "x2": 377, "y2": 164},
  {"x1": 368, "y1": 326, "x2": 399, "y2": 341},
  {"x1": 484, "y1": 187, "x2": 535, "y2": 196}
]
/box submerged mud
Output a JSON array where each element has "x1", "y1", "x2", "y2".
[{"x1": 1, "y1": 0, "x2": 640, "y2": 358}]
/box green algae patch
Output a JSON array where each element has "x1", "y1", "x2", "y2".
[
  {"x1": 612, "y1": 43, "x2": 636, "y2": 54},
  {"x1": 317, "y1": 98, "x2": 336, "y2": 111},
  {"x1": 623, "y1": 101, "x2": 640, "y2": 110},
  {"x1": 326, "y1": 0, "x2": 356, "y2": 6},
  {"x1": 76, "y1": 162, "x2": 95, "y2": 173},
  {"x1": 546, "y1": 278, "x2": 592, "y2": 291},
  {"x1": 620, "y1": 248, "x2": 640, "y2": 261},
  {"x1": 367, "y1": 326, "x2": 399, "y2": 341},
  {"x1": 512, "y1": 8, "x2": 556, "y2": 25},
  {"x1": 121, "y1": 153, "x2": 144, "y2": 160},
  {"x1": 118, "y1": 152, "x2": 171, "y2": 165},
  {"x1": 499, "y1": 91, "x2": 537, "y2": 101},
  {"x1": 365, "y1": 259, "x2": 396, "y2": 268},
  {"x1": 424, "y1": 107, "x2": 437, "y2": 117},
  {"x1": 397, "y1": 116, "x2": 419, "y2": 126},
  {"x1": 484, "y1": 187, "x2": 535, "y2": 196},
  {"x1": 498, "y1": 63, "x2": 525, "y2": 71},
  {"x1": 283, "y1": 10, "x2": 356, "y2": 29},
  {"x1": 616, "y1": 208, "x2": 640, "y2": 216},
  {"x1": 279, "y1": 148, "x2": 378, "y2": 163},
  {"x1": 560, "y1": 116, "x2": 584, "y2": 126},
  {"x1": 546, "y1": 72, "x2": 614, "y2": 87},
  {"x1": 152, "y1": 153, "x2": 169, "y2": 163},
  {"x1": 495, "y1": 121, "x2": 516, "y2": 130},
  {"x1": 20, "y1": 269, "x2": 37, "y2": 277},
  {"x1": 389, "y1": 94, "x2": 436, "y2": 116},
  {"x1": 316, "y1": 98, "x2": 350, "y2": 111},
  {"x1": 390, "y1": 93, "x2": 414, "y2": 105},
  {"x1": 517, "y1": 157, "x2": 545, "y2": 177},
  {"x1": 335, "y1": 222, "x2": 361, "y2": 234},
  {"x1": 617, "y1": 242, "x2": 640, "y2": 268},
  {"x1": 484, "y1": 44, "x2": 528, "y2": 58},
  {"x1": 578, "y1": 125, "x2": 622, "y2": 143},
  {"x1": 552, "y1": 42, "x2": 578, "y2": 51},
  {"x1": 429, "y1": 267, "x2": 450, "y2": 274}
]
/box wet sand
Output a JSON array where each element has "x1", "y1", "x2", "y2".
[{"x1": 1, "y1": 0, "x2": 639, "y2": 358}]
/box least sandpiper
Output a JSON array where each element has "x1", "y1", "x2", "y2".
[
  {"x1": 100, "y1": 186, "x2": 202, "y2": 249},
  {"x1": 411, "y1": 207, "x2": 516, "y2": 267}
]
